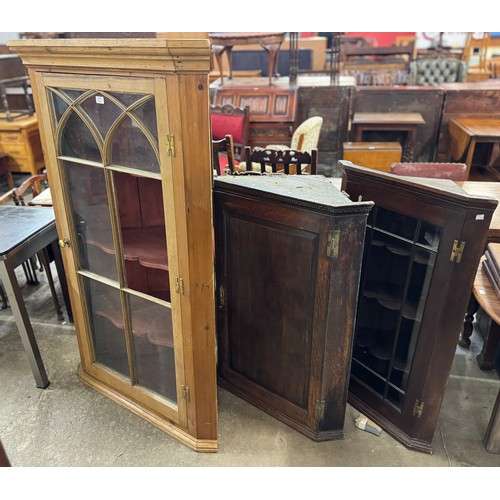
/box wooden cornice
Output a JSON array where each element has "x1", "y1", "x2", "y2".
[{"x1": 7, "y1": 38, "x2": 211, "y2": 75}]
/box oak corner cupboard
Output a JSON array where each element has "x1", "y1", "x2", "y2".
[
  {"x1": 213, "y1": 174, "x2": 374, "y2": 440},
  {"x1": 339, "y1": 160, "x2": 497, "y2": 453},
  {"x1": 8, "y1": 38, "x2": 218, "y2": 452}
]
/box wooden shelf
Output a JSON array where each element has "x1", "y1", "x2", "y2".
[{"x1": 87, "y1": 226, "x2": 168, "y2": 270}]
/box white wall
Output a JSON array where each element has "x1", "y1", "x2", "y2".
[{"x1": 0, "y1": 33, "x2": 21, "y2": 44}]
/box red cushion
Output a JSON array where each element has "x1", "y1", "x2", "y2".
[
  {"x1": 217, "y1": 154, "x2": 240, "y2": 175},
  {"x1": 211, "y1": 113, "x2": 244, "y2": 143}
]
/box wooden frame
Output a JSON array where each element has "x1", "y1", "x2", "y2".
[{"x1": 9, "y1": 38, "x2": 217, "y2": 452}]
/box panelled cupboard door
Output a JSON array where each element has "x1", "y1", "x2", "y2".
[
  {"x1": 340, "y1": 161, "x2": 497, "y2": 453},
  {"x1": 213, "y1": 175, "x2": 373, "y2": 441},
  {"x1": 10, "y1": 39, "x2": 217, "y2": 452}
]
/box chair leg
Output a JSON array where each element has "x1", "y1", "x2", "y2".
[
  {"x1": 37, "y1": 248, "x2": 64, "y2": 322},
  {"x1": 0, "y1": 282, "x2": 8, "y2": 309}
]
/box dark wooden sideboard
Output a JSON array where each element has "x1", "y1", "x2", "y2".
[{"x1": 213, "y1": 86, "x2": 298, "y2": 148}]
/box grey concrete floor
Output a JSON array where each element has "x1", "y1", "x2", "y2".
[{"x1": 0, "y1": 264, "x2": 499, "y2": 472}]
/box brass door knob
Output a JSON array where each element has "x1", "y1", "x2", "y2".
[{"x1": 58, "y1": 238, "x2": 71, "y2": 248}]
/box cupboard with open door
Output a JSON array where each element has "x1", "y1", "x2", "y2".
[
  {"x1": 9, "y1": 39, "x2": 218, "y2": 451},
  {"x1": 340, "y1": 161, "x2": 497, "y2": 453}
]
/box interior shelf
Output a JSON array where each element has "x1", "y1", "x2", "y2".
[
  {"x1": 96, "y1": 304, "x2": 173, "y2": 348},
  {"x1": 87, "y1": 225, "x2": 168, "y2": 270}
]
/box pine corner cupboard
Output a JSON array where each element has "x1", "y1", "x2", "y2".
[{"x1": 9, "y1": 39, "x2": 218, "y2": 451}]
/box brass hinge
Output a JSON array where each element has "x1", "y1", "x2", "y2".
[
  {"x1": 450, "y1": 240, "x2": 466, "y2": 263},
  {"x1": 326, "y1": 230, "x2": 340, "y2": 259},
  {"x1": 182, "y1": 385, "x2": 190, "y2": 402},
  {"x1": 175, "y1": 276, "x2": 184, "y2": 295},
  {"x1": 315, "y1": 399, "x2": 326, "y2": 421},
  {"x1": 166, "y1": 134, "x2": 176, "y2": 157},
  {"x1": 413, "y1": 399, "x2": 425, "y2": 418},
  {"x1": 218, "y1": 285, "x2": 225, "y2": 308}
]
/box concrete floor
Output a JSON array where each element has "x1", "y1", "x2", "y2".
[
  {"x1": 0, "y1": 264, "x2": 500, "y2": 470},
  {"x1": 1, "y1": 173, "x2": 500, "y2": 481}
]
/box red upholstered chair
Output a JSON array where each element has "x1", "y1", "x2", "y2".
[
  {"x1": 389, "y1": 162, "x2": 468, "y2": 181},
  {"x1": 210, "y1": 104, "x2": 249, "y2": 174}
]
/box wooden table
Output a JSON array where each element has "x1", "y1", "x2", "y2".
[
  {"x1": 0, "y1": 205, "x2": 70, "y2": 388},
  {"x1": 351, "y1": 112, "x2": 425, "y2": 162},
  {"x1": 460, "y1": 256, "x2": 500, "y2": 454},
  {"x1": 0, "y1": 113, "x2": 44, "y2": 189},
  {"x1": 29, "y1": 187, "x2": 52, "y2": 207},
  {"x1": 449, "y1": 117, "x2": 500, "y2": 179},
  {"x1": 456, "y1": 181, "x2": 500, "y2": 243},
  {"x1": 208, "y1": 32, "x2": 286, "y2": 86}
]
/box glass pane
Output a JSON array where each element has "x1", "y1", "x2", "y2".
[
  {"x1": 128, "y1": 293, "x2": 177, "y2": 402},
  {"x1": 110, "y1": 115, "x2": 159, "y2": 173},
  {"x1": 133, "y1": 98, "x2": 158, "y2": 143},
  {"x1": 50, "y1": 91, "x2": 69, "y2": 124},
  {"x1": 60, "y1": 110, "x2": 102, "y2": 162},
  {"x1": 82, "y1": 276, "x2": 129, "y2": 377},
  {"x1": 418, "y1": 221, "x2": 442, "y2": 251},
  {"x1": 80, "y1": 92, "x2": 123, "y2": 139},
  {"x1": 63, "y1": 160, "x2": 118, "y2": 281},
  {"x1": 113, "y1": 172, "x2": 169, "y2": 300},
  {"x1": 109, "y1": 92, "x2": 146, "y2": 109},
  {"x1": 353, "y1": 207, "x2": 439, "y2": 409},
  {"x1": 373, "y1": 207, "x2": 417, "y2": 240}
]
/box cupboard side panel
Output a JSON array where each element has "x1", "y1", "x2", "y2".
[{"x1": 168, "y1": 73, "x2": 217, "y2": 442}]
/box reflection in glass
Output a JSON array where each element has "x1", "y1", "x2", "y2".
[
  {"x1": 63, "y1": 160, "x2": 118, "y2": 281},
  {"x1": 109, "y1": 92, "x2": 145, "y2": 109},
  {"x1": 82, "y1": 276, "x2": 129, "y2": 377},
  {"x1": 80, "y1": 92, "x2": 123, "y2": 139},
  {"x1": 128, "y1": 293, "x2": 177, "y2": 402},
  {"x1": 352, "y1": 207, "x2": 439, "y2": 409},
  {"x1": 61, "y1": 111, "x2": 102, "y2": 162},
  {"x1": 110, "y1": 115, "x2": 159, "y2": 173},
  {"x1": 133, "y1": 98, "x2": 158, "y2": 142},
  {"x1": 50, "y1": 92, "x2": 69, "y2": 124}
]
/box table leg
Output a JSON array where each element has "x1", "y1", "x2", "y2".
[
  {"x1": 484, "y1": 387, "x2": 500, "y2": 454},
  {"x1": 459, "y1": 292, "x2": 479, "y2": 347},
  {"x1": 211, "y1": 44, "x2": 227, "y2": 85},
  {"x1": 0, "y1": 260, "x2": 49, "y2": 389},
  {"x1": 37, "y1": 248, "x2": 64, "y2": 322},
  {"x1": 476, "y1": 320, "x2": 500, "y2": 370},
  {"x1": 403, "y1": 129, "x2": 416, "y2": 162},
  {"x1": 50, "y1": 240, "x2": 73, "y2": 323},
  {"x1": 465, "y1": 137, "x2": 477, "y2": 179},
  {"x1": 487, "y1": 141, "x2": 500, "y2": 168},
  {"x1": 261, "y1": 42, "x2": 283, "y2": 86}
]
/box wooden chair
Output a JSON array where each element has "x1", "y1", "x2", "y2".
[
  {"x1": 389, "y1": 162, "x2": 468, "y2": 181},
  {"x1": 0, "y1": 152, "x2": 14, "y2": 189},
  {"x1": 212, "y1": 134, "x2": 237, "y2": 175},
  {"x1": 241, "y1": 146, "x2": 318, "y2": 175},
  {"x1": 210, "y1": 104, "x2": 250, "y2": 173},
  {"x1": 1, "y1": 173, "x2": 66, "y2": 321}
]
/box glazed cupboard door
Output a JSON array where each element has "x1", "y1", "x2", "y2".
[
  {"x1": 341, "y1": 162, "x2": 497, "y2": 453},
  {"x1": 43, "y1": 74, "x2": 185, "y2": 415}
]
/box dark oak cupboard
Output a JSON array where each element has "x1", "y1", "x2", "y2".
[
  {"x1": 341, "y1": 161, "x2": 497, "y2": 453},
  {"x1": 213, "y1": 175, "x2": 373, "y2": 440}
]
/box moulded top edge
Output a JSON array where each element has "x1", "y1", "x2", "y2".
[
  {"x1": 6, "y1": 38, "x2": 211, "y2": 74},
  {"x1": 214, "y1": 175, "x2": 374, "y2": 214}
]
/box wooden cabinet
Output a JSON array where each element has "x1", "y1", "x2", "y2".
[
  {"x1": 9, "y1": 39, "x2": 218, "y2": 451},
  {"x1": 342, "y1": 141, "x2": 402, "y2": 172},
  {"x1": 212, "y1": 86, "x2": 297, "y2": 148},
  {"x1": 0, "y1": 114, "x2": 44, "y2": 188},
  {"x1": 213, "y1": 175, "x2": 373, "y2": 440},
  {"x1": 340, "y1": 161, "x2": 497, "y2": 453}
]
